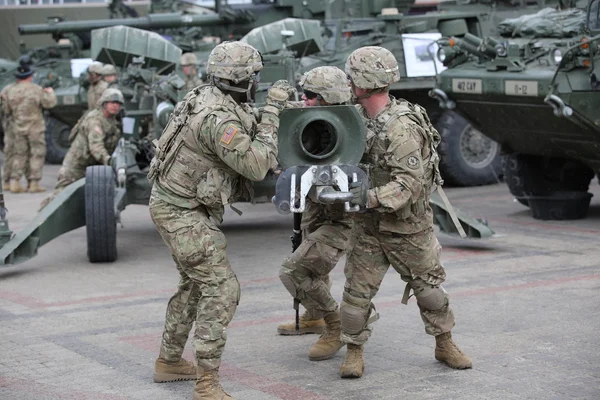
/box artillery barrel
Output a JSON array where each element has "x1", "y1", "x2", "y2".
[{"x1": 18, "y1": 13, "x2": 233, "y2": 35}]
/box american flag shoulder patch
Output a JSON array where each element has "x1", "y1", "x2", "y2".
[{"x1": 220, "y1": 124, "x2": 238, "y2": 145}]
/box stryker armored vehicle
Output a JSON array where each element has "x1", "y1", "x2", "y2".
[
  {"x1": 431, "y1": 0, "x2": 599, "y2": 219},
  {"x1": 0, "y1": 25, "x2": 494, "y2": 267}
]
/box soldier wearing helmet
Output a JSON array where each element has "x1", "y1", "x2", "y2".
[
  {"x1": 1, "y1": 57, "x2": 56, "y2": 193},
  {"x1": 147, "y1": 41, "x2": 291, "y2": 399},
  {"x1": 87, "y1": 61, "x2": 108, "y2": 110},
  {"x1": 276, "y1": 66, "x2": 354, "y2": 344},
  {"x1": 180, "y1": 52, "x2": 203, "y2": 92},
  {"x1": 100, "y1": 64, "x2": 119, "y2": 88},
  {"x1": 40, "y1": 89, "x2": 124, "y2": 209},
  {"x1": 330, "y1": 46, "x2": 472, "y2": 378}
]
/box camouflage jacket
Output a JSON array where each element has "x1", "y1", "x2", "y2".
[
  {"x1": 1, "y1": 81, "x2": 57, "y2": 136},
  {"x1": 66, "y1": 109, "x2": 121, "y2": 168},
  {"x1": 0, "y1": 83, "x2": 15, "y2": 132},
  {"x1": 88, "y1": 80, "x2": 108, "y2": 110},
  {"x1": 184, "y1": 75, "x2": 204, "y2": 92},
  {"x1": 149, "y1": 85, "x2": 279, "y2": 223},
  {"x1": 357, "y1": 96, "x2": 440, "y2": 235}
]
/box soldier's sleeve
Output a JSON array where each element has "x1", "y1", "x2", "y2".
[
  {"x1": 203, "y1": 113, "x2": 278, "y2": 182},
  {"x1": 86, "y1": 120, "x2": 110, "y2": 163},
  {"x1": 372, "y1": 119, "x2": 425, "y2": 212},
  {"x1": 41, "y1": 89, "x2": 57, "y2": 109}
]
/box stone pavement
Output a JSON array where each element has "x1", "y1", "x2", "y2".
[{"x1": 0, "y1": 165, "x2": 598, "y2": 400}]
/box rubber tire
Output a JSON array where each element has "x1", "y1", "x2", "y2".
[
  {"x1": 436, "y1": 110, "x2": 503, "y2": 187},
  {"x1": 85, "y1": 165, "x2": 117, "y2": 263},
  {"x1": 44, "y1": 116, "x2": 71, "y2": 165},
  {"x1": 503, "y1": 153, "x2": 594, "y2": 207}
]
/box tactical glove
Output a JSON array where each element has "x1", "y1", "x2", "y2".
[
  {"x1": 102, "y1": 155, "x2": 111, "y2": 166},
  {"x1": 349, "y1": 182, "x2": 368, "y2": 207},
  {"x1": 272, "y1": 79, "x2": 297, "y2": 99},
  {"x1": 264, "y1": 86, "x2": 290, "y2": 116}
]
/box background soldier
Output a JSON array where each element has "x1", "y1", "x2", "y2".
[
  {"x1": 180, "y1": 52, "x2": 203, "y2": 91},
  {"x1": 87, "y1": 61, "x2": 108, "y2": 110},
  {"x1": 0, "y1": 81, "x2": 15, "y2": 191},
  {"x1": 1, "y1": 59, "x2": 56, "y2": 193},
  {"x1": 101, "y1": 64, "x2": 119, "y2": 88},
  {"x1": 147, "y1": 41, "x2": 290, "y2": 400},
  {"x1": 336, "y1": 46, "x2": 472, "y2": 378},
  {"x1": 40, "y1": 89, "x2": 123, "y2": 208},
  {"x1": 277, "y1": 66, "x2": 354, "y2": 343}
]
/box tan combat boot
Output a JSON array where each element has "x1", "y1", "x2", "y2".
[
  {"x1": 28, "y1": 180, "x2": 46, "y2": 193},
  {"x1": 435, "y1": 332, "x2": 472, "y2": 369},
  {"x1": 193, "y1": 368, "x2": 232, "y2": 400},
  {"x1": 277, "y1": 311, "x2": 325, "y2": 335},
  {"x1": 154, "y1": 355, "x2": 197, "y2": 383},
  {"x1": 340, "y1": 344, "x2": 364, "y2": 378},
  {"x1": 9, "y1": 180, "x2": 25, "y2": 193},
  {"x1": 2, "y1": 181, "x2": 9, "y2": 191},
  {"x1": 308, "y1": 310, "x2": 345, "y2": 361}
]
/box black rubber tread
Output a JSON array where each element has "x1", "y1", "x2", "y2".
[
  {"x1": 435, "y1": 110, "x2": 503, "y2": 187},
  {"x1": 44, "y1": 116, "x2": 70, "y2": 164},
  {"x1": 85, "y1": 165, "x2": 117, "y2": 263}
]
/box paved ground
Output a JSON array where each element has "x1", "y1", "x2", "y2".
[{"x1": 0, "y1": 165, "x2": 599, "y2": 400}]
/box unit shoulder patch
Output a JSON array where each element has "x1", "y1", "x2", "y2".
[{"x1": 407, "y1": 156, "x2": 420, "y2": 169}]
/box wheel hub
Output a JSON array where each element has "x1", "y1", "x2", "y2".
[{"x1": 460, "y1": 126, "x2": 499, "y2": 169}]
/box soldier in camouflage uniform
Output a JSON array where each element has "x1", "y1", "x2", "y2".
[
  {"x1": 0, "y1": 82, "x2": 15, "y2": 191},
  {"x1": 180, "y1": 52, "x2": 204, "y2": 92},
  {"x1": 39, "y1": 89, "x2": 123, "y2": 209},
  {"x1": 1, "y1": 61, "x2": 57, "y2": 193},
  {"x1": 148, "y1": 41, "x2": 291, "y2": 400},
  {"x1": 101, "y1": 64, "x2": 119, "y2": 88},
  {"x1": 277, "y1": 67, "x2": 354, "y2": 344},
  {"x1": 87, "y1": 61, "x2": 108, "y2": 110},
  {"x1": 334, "y1": 46, "x2": 472, "y2": 378}
]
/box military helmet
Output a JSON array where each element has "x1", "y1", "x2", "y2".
[
  {"x1": 101, "y1": 64, "x2": 117, "y2": 76},
  {"x1": 206, "y1": 41, "x2": 263, "y2": 84},
  {"x1": 88, "y1": 61, "x2": 104, "y2": 75},
  {"x1": 299, "y1": 66, "x2": 351, "y2": 104},
  {"x1": 97, "y1": 88, "x2": 124, "y2": 106},
  {"x1": 345, "y1": 46, "x2": 400, "y2": 89},
  {"x1": 180, "y1": 52, "x2": 199, "y2": 66}
]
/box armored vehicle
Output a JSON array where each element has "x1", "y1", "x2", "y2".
[
  {"x1": 0, "y1": 25, "x2": 494, "y2": 268},
  {"x1": 431, "y1": 1, "x2": 599, "y2": 219}
]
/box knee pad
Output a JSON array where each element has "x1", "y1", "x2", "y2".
[
  {"x1": 412, "y1": 281, "x2": 447, "y2": 311},
  {"x1": 340, "y1": 300, "x2": 370, "y2": 335},
  {"x1": 279, "y1": 268, "x2": 299, "y2": 299}
]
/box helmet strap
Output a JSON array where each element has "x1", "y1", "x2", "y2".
[{"x1": 212, "y1": 76, "x2": 255, "y2": 103}]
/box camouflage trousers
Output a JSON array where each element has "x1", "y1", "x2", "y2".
[
  {"x1": 149, "y1": 195, "x2": 240, "y2": 371},
  {"x1": 341, "y1": 212, "x2": 455, "y2": 345},
  {"x1": 11, "y1": 130, "x2": 46, "y2": 181},
  {"x1": 279, "y1": 223, "x2": 353, "y2": 320},
  {"x1": 2, "y1": 127, "x2": 14, "y2": 184}
]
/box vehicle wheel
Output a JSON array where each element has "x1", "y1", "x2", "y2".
[
  {"x1": 85, "y1": 165, "x2": 117, "y2": 263},
  {"x1": 436, "y1": 110, "x2": 503, "y2": 187},
  {"x1": 503, "y1": 153, "x2": 594, "y2": 208},
  {"x1": 44, "y1": 116, "x2": 71, "y2": 165}
]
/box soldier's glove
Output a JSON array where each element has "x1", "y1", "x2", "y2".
[
  {"x1": 264, "y1": 86, "x2": 290, "y2": 117},
  {"x1": 349, "y1": 182, "x2": 368, "y2": 207},
  {"x1": 272, "y1": 79, "x2": 297, "y2": 99},
  {"x1": 102, "y1": 155, "x2": 111, "y2": 166}
]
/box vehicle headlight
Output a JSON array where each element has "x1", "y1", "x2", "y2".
[
  {"x1": 437, "y1": 47, "x2": 446, "y2": 63},
  {"x1": 551, "y1": 48, "x2": 563, "y2": 64},
  {"x1": 495, "y1": 44, "x2": 507, "y2": 57}
]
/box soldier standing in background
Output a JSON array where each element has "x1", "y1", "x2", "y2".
[
  {"x1": 87, "y1": 61, "x2": 108, "y2": 110},
  {"x1": 101, "y1": 64, "x2": 119, "y2": 88},
  {"x1": 180, "y1": 52, "x2": 203, "y2": 92},
  {"x1": 39, "y1": 89, "x2": 123, "y2": 209},
  {"x1": 0, "y1": 82, "x2": 15, "y2": 191},
  {"x1": 277, "y1": 67, "x2": 354, "y2": 347},
  {"x1": 147, "y1": 41, "x2": 290, "y2": 400},
  {"x1": 1, "y1": 60, "x2": 56, "y2": 193},
  {"x1": 334, "y1": 46, "x2": 472, "y2": 378}
]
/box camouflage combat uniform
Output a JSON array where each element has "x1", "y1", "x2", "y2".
[
  {"x1": 148, "y1": 42, "x2": 289, "y2": 395},
  {"x1": 338, "y1": 46, "x2": 471, "y2": 378},
  {"x1": 180, "y1": 52, "x2": 204, "y2": 92},
  {"x1": 2, "y1": 80, "x2": 57, "y2": 185},
  {"x1": 278, "y1": 67, "x2": 355, "y2": 340},
  {"x1": 0, "y1": 83, "x2": 15, "y2": 188},
  {"x1": 88, "y1": 80, "x2": 109, "y2": 110}
]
